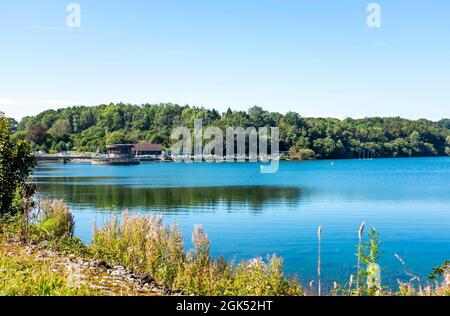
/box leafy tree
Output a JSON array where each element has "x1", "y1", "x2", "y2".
[
  {"x1": 105, "y1": 131, "x2": 130, "y2": 145},
  {"x1": 25, "y1": 123, "x2": 47, "y2": 146},
  {"x1": 0, "y1": 114, "x2": 36, "y2": 216},
  {"x1": 7, "y1": 118, "x2": 18, "y2": 133},
  {"x1": 313, "y1": 137, "x2": 337, "y2": 158},
  {"x1": 77, "y1": 126, "x2": 106, "y2": 152},
  {"x1": 288, "y1": 147, "x2": 316, "y2": 160},
  {"x1": 446, "y1": 136, "x2": 450, "y2": 156},
  {"x1": 48, "y1": 119, "x2": 72, "y2": 141}
]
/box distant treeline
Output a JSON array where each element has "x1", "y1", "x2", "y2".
[{"x1": 11, "y1": 103, "x2": 450, "y2": 159}]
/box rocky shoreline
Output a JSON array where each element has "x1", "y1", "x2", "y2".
[{"x1": 2, "y1": 240, "x2": 181, "y2": 296}]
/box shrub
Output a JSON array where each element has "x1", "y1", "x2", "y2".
[
  {"x1": 0, "y1": 115, "x2": 36, "y2": 216},
  {"x1": 34, "y1": 200, "x2": 75, "y2": 240},
  {"x1": 288, "y1": 147, "x2": 316, "y2": 160}
]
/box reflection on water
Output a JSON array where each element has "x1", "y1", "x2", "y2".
[{"x1": 37, "y1": 182, "x2": 302, "y2": 212}]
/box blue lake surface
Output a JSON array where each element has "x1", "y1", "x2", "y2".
[{"x1": 33, "y1": 157, "x2": 450, "y2": 289}]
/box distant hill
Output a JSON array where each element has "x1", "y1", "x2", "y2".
[{"x1": 12, "y1": 103, "x2": 450, "y2": 159}]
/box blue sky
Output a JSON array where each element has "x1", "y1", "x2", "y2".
[{"x1": 1, "y1": 0, "x2": 449, "y2": 120}]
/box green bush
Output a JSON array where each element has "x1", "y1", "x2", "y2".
[
  {"x1": 0, "y1": 114, "x2": 36, "y2": 216},
  {"x1": 34, "y1": 200, "x2": 75, "y2": 240},
  {"x1": 445, "y1": 147, "x2": 450, "y2": 156},
  {"x1": 288, "y1": 147, "x2": 316, "y2": 160}
]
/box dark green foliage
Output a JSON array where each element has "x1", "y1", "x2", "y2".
[
  {"x1": 0, "y1": 114, "x2": 37, "y2": 216},
  {"x1": 25, "y1": 123, "x2": 47, "y2": 145},
  {"x1": 429, "y1": 260, "x2": 450, "y2": 281},
  {"x1": 13, "y1": 103, "x2": 450, "y2": 158},
  {"x1": 361, "y1": 228, "x2": 383, "y2": 265},
  {"x1": 288, "y1": 147, "x2": 316, "y2": 160}
]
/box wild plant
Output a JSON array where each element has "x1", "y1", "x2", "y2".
[
  {"x1": 356, "y1": 227, "x2": 383, "y2": 295},
  {"x1": 34, "y1": 200, "x2": 75, "y2": 240},
  {"x1": 91, "y1": 213, "x2": 303, "y2": 296}
]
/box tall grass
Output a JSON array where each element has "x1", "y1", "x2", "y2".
[
  {"x1": 90, "y1": 214, "x2": 449, "y2": 296},
  {"x1": 317, "y1": 225, "x2": 322, "y2": 296},
  {"x1": 33, "y1": 200, "x2": 75, "y2": 241},
  {"x1": 91, "y1": 213, "x2": 303, "y2": 296}
]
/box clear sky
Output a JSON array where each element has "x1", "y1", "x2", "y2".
[{"x1": 1, "y1": 0, "x2": 449, "y2": 120}]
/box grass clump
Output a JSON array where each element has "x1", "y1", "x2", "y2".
[
  {"x1": 225, "y1": 256, "x2": 302, "y2": 296},
  {"x1": 92, "y1": 214, "x2": 184, "y2": 288},
  {"x1": 91, "y1": 213, "x2": 303, "y2": 296},
  {"x1": 33, "y1": 200, "x2": 75, "y2": 241}
]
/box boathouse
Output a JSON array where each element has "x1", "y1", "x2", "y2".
[
  {"x1": 132, "y1": 143, "x2": 163, "y2": 156},
  {"x1": 93, "y1": 144, "x2": 140, "y2": 165}
]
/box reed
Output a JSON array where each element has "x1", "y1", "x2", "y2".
[
  {"x1": 317, "y1": 225, "x2": 322, "y2": 296},
  {"x1": 348, "y1": 274, "x2": 354, "y2": 295},
  {"x1": 309, "y1": 280, "x2": 315, "y2": 295},
  {"x1": 356, "y1": 222, "x2": 365, "y2": 293}
]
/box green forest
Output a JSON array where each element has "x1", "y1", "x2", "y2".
[{"x1": 10, "y1": 103, "x2": 450, "y2": 160}]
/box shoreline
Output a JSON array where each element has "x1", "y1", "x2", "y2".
[{"x1": 35, "y1": 154, "x2": 450, "y2": 165}]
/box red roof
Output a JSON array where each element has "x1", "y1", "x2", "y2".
[{"x1": 132, "y1": 143, "x2": 163, "y2": 152}]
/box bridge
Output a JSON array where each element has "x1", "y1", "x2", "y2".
[
  {"x1": 35, "y1": 153, "x2": 161, "y2": 163},
  {"x1": 35, "y1": 153, "x2": 288, "y2": 164},
  {"x1": 35, "y1": 153, "x2": 98, "y2": 163}
]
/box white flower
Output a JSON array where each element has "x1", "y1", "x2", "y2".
[{"x1": 247, "y1": 258, "x2": 264, "y2": 268}]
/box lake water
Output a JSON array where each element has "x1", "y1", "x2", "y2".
[{"x1": 33, "y1": 158, "x2": 450, "y2": 289}]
